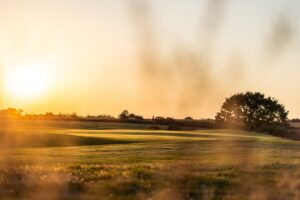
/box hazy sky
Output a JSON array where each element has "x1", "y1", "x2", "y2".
[{"x1": 0, "y1": 0, "x2": 299, "y2": 118}]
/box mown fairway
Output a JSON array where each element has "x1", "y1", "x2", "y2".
[{"x1": 0, "y1": 120, "x2": 300, "y2": 200}]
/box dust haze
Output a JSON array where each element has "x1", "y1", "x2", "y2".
[{"x1": 129, "y1": 0, "x2": 298, "y2": 118}]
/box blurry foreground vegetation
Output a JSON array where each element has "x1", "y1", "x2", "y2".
[{"x1": 0, "y1": 120, "x2": 300, "y2": 199}]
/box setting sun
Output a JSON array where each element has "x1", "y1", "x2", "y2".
[{"x1": 4, "y1": 63, "x2": 51, "y2": 101}]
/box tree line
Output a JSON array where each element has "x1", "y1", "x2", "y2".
[{"x1": 1, "y1": 91, "x2": 299, "y2": 140}]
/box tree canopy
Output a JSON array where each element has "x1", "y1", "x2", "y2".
[
  {"x1": 215, "y1": 92, "x2": 289, "y2": 130},
  {"x1": 118, "y1": 110, "x2": 144, "y2": 120}
]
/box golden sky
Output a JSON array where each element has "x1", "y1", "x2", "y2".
[{"x1": 0, "y1": 0, "x2": 300, "y2": 118}]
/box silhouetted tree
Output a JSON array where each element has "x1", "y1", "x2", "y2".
[
  {"x1": 290, "y1": 118, "x2": 300, "y2": 123},
  {"x1": 119, "y1": 110, "x2": 144, "y2": 120},
  {"x1": 119, "y1": 110, "x2": 130, "y2": 120},
  {"x1": 216, "y1": 92, "x2": 289, "y2": 130},
  {"x1": 0, "y1": 108, "x2": 23, "y2": 117},
  {"x1": 70, "y1": 112, "x2": 78, "y2": 119},
  {"x1": 45, "y1": 112, "x2": 54, "y2": 117},
  {"x1": 128, "y1": 113, "x2": 143, "y2": 120}
]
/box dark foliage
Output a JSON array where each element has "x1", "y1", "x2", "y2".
[
  {"x1": 119, "y1": 110, "x2": 144, "y2": 120},
  {"x1": 119, "y1": 110, "x2": 130, "y2": 120},
  {"x1": 216, "y1": 92, "x2": 289, "y2": 131},
  {"x1": 168, "y1": 124, "x2": 181, "y2": 131},
  {"x1": 153, "y1": 117, "x2": 174, "y2": 125},
  {"x1": 0, "y1": 108, "x2": 23, "y2": 118},
  {"x1": 259, "y1": 125, "x2": 300, "y2": 141},
  {"x1": 290, "y1": 118, "x2": 300, "y2": 123},
  {"x1": 149, "y1": 125, "x2": 161, "y2": 130}
]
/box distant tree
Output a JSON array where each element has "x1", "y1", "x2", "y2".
[
  {"x1": 96, "y1": 115, "x2": 115, "y2": 120},
  {"x1": 128, "y1": 113, "x2": 137, "y2": 119},
  {"x1": 119, "y1": 110, "x2": 130, "y2": 120},
  {"x1": 119, "y1": 110, "x2": 144, "y2": 120},
  {"x1": 216, "y1": 92, "x2": 289, "y2": 130},
  {"x1": 131, "y1": 114, "x2": 144, "y2": 120},
  {"x1": 45, "y1": 112, "x2": 54, "y2": 117},
  {"x1": 70, "y1": 112, "x2": 78, "y2": 118},
  {"x1": 0, "y1": 108, "x2": 23, "y2": 117},
  {"x1": 290, "y1": 118, "x2": 300, "y2": 123},
  {"x1": 185, "y1": 116, "x2": 193, "y2": 120},
  {"x1": 166, "y1": 117, "x2": 174, "y2": 121}
]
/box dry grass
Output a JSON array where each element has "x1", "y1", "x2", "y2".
[{"x1": 0, "y1": 120, "x2": 300, "y2": 199}]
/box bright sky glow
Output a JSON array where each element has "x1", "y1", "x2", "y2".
[
  {"x1": 0, "y1": 0, "x2": 299, "y2": 118},
  {"x1": 4, "y1": 62, "x2": 52, "y2": 101}
]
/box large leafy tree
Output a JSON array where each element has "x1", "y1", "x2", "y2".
[{"x1": 216, "y1": 92, "x2": 289, "y2": 130}]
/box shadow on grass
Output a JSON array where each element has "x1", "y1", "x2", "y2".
[
  {"x1": 0, "y1": 132, "x2": 136, "y2": 148},
  {"x1": 84, "y1": 130, "x2": 260, "y2": 140}
]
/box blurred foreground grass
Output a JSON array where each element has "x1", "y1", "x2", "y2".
[{"x1": 0, "y1": 120, "x2": 300, "y2": 199}]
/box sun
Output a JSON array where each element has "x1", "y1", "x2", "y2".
[{"x1": 4, "y1": 63, "x2": 51, "y2": 101}]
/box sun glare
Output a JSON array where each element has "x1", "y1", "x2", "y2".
[{"x1": 4, "y1": 63, "x2": 51, "y2": 100}]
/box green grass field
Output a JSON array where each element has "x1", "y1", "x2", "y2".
[{"x1": 0, "y1": 120, "x2": 300, "y2": 200}]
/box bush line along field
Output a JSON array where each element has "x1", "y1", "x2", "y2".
[{"x1": 0, "y1": 119, "x2": 300, "y2": 200}]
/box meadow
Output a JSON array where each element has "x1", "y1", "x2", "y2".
[{"x1": 0, "y1": 120, "x2": 300, "y2": 200}]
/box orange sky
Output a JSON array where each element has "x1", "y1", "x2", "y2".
[{"x1": 0, "y1": 0, "x2": 299, "y2": 118}]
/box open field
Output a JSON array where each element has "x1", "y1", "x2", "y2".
[{"x1": 0, "y1": 120, "x2": 300, "y2": 200}]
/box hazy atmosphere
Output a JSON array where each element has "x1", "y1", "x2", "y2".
[
  {"x1": 1, "y1": 1, "x2": 300, "y2": 200},
  {"x1": 0, "y1": 0, "x2": 300, "y2": 118}
]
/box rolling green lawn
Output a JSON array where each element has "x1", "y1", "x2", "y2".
[{"x1": 0, "y1": 120, "x2": 300, "y2": 200}]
